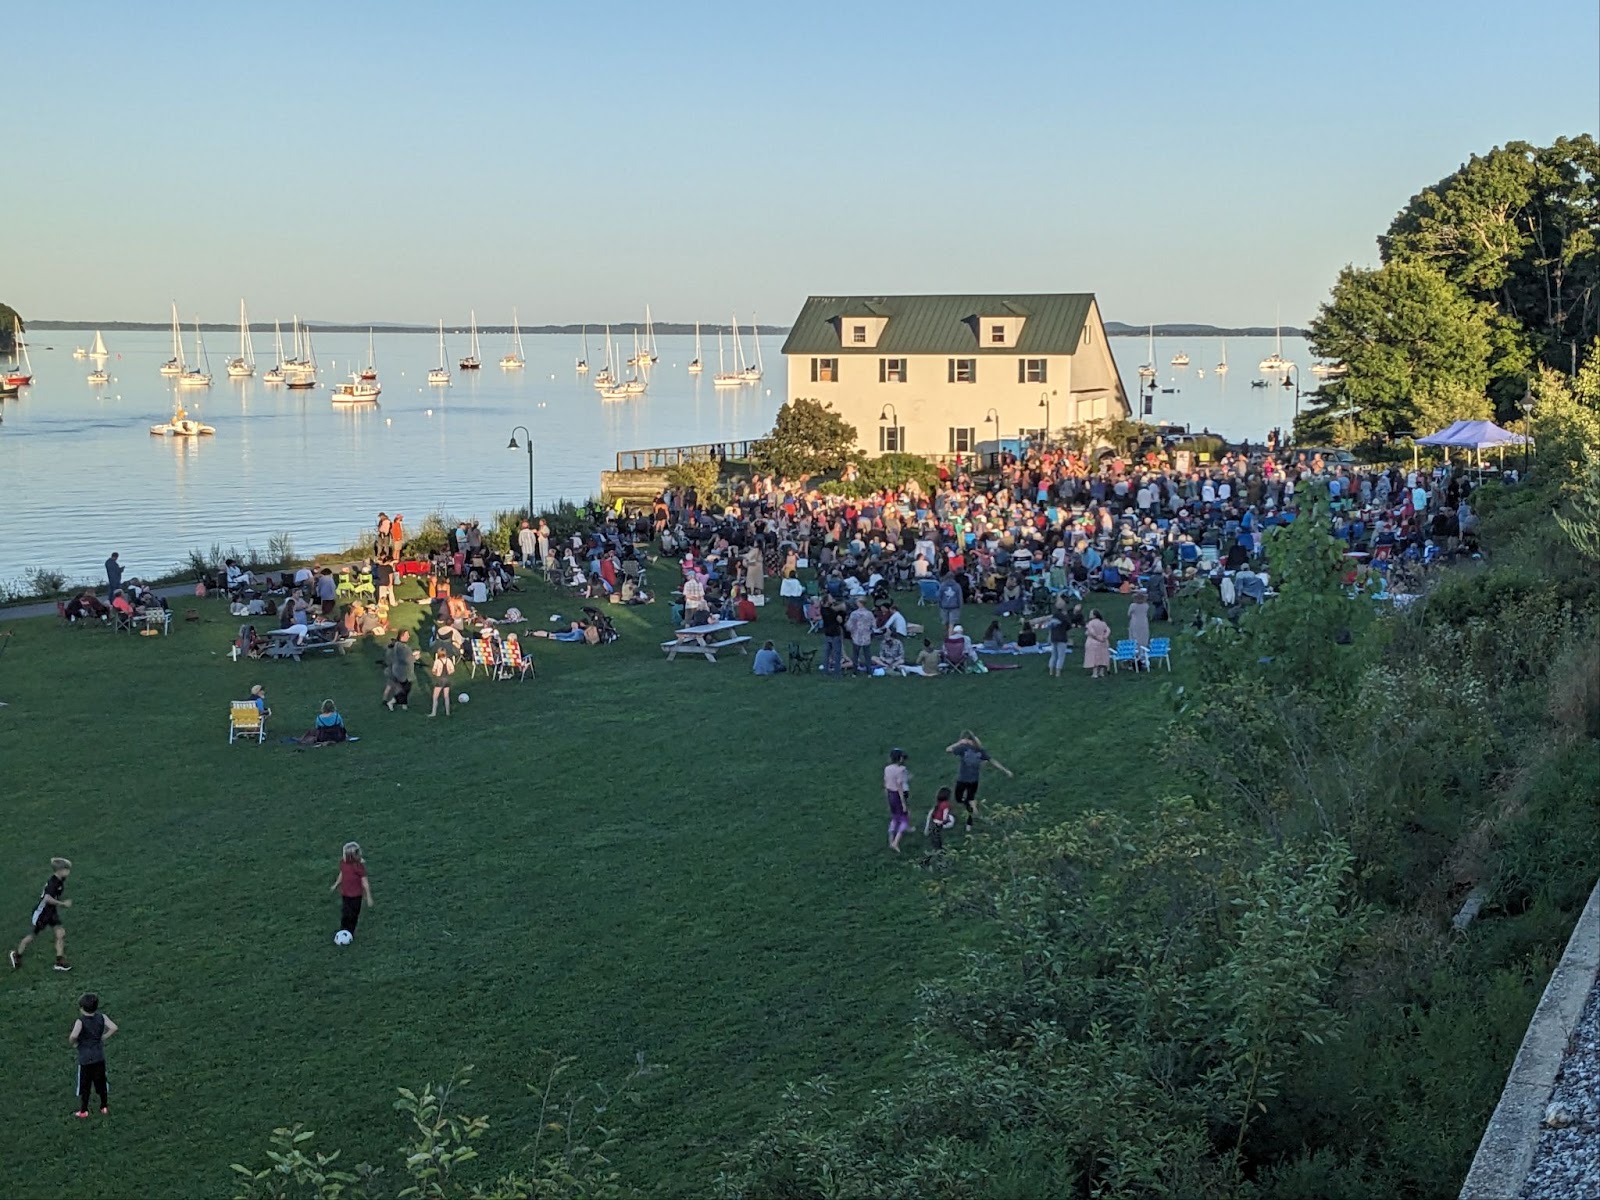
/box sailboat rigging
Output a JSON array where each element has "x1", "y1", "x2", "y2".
[
  {"x1": 501, "y1": 310, "x2": 525, "y2": 369},
  {"x1": 459, "y1": 311, "x2": 481, "y2": 370},
  {"x1": 160, "y1": 302, "x2": 184, "y2": 375},
  {"x1": 576, "y1": 325, "x2": 590, "y2": 374},
  {"x1": 687, "y1": 321, "x2": 703, "y2": 374},
  {"x1": 428, "y1": 321, "x2": 451, "y2": 385},
  {"x1": 176, "y1": 319, "x2": 213, "y2": 388}
]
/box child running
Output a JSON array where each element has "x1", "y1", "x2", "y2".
[
  {"x1": 945, "y1": 731, "x2": 1014, "y2": 830},
  {"x1": 70, "y1": 992, "x2": 117, "y2": 1117},
  {"x1": 11, "y1": 857, "x2": 74, "y2": 972},
  {"x1": 883, "y1": 748, "x2": 912, "y2": 853},
  {"x1": 330, "y1": 842, "x2": 375, "y2": 939}
]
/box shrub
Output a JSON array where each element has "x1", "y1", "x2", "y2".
[
  {"x1": 266, "y1": 532, "x2": 295, "y2": 566},
  {"x1": 855, "y1": 453, "x2": 940, "y2": 494},
  {"x1": 24, "y1": 567, "x2": 67, "y2": 598},
  {"x1": 665, "y1": 459, "x2": 720, "y2": 498}
]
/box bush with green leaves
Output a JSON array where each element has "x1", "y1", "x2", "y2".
[
  {"x1": 230, "y1": 1058, "x2": 645, "y2": 1200},
  {"x1": 749, "y1": 398, "x2": 857, "y2": 481}
]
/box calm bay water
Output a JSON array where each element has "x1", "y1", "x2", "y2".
[{"x1": 0, "y1": 327, "x2": 1310, "y2": 584}]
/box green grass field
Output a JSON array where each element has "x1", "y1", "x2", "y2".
[{"x1": 0, "y1": 581, "x2": 1174, "y2": 1198}]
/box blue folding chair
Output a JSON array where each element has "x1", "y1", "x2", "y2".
[
  {"x1": 1110, "y1": 639, "x2": 1140, "y2": 672},
  {"x1": 917, "y1": 578, "x2": 940, "y2": 606},
  {"x1": 1146, "y1": 637, "x2": 1171, "y2": 671}
]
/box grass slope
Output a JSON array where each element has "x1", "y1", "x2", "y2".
[{"x1": 0, "y1": 583, "x2": 1173, "y2": 1198}]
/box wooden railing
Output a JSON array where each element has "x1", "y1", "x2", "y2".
[{"x1": 614, "y1": 441, "x2": 758, "y2": 472}]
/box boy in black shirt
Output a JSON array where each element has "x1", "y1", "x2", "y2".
[
  {"x1": 11, "y1": 857, "x2": 73, "y2": 972},
  {"x1": 71, "y1": 991, "x2": 118, "y2": 1117}
]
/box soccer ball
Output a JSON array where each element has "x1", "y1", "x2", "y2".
[
  {"x1": 457, "y1": 692, "x2": 470, "y2": 704},
  {"x1": 334, "y1": 930, "x2": 353, "y2": 946}
]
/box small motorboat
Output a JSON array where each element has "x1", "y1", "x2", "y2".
[{"x1": 150, "y1": 401, "x2": 215, "y2": 437}]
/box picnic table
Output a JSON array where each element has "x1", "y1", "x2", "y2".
[
  {"x1": 660, "y1": 619, "x2": 752, "y2": 662},
  {"x1": 265, "y1": 623, "x2": 349, "y2": 660}
]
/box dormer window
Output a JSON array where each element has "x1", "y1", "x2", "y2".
[
  {"x1": 838, "y1": 313, "x2": 890, "y2": 348},
  {"x1": 852, "y1": 325, "x2": 867, "y2": 344},
  {"x1": 990, "y1": 325, "x2": 1005, "y2": 344},
  {"x1": 976, "y1": 313, "x2": 1027, "y2": 348}
]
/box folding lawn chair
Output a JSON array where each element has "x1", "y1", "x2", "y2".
[
  {"x1": 1110, "y1": 639, "x2": 1141, "y2": 672},
  {"x1": 787, "y1": 641, "x2": 817, "y2": 674},
  {"x1": 1146, "y1": 637, "x2": 1171, "y2": 671},
  {"x1": 228, "y1": 700, "x2": 266, "y2": 744}
]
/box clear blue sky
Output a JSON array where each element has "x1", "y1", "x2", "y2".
[{"x1": 11, "y1": 0, "x2": 1596, "y2": 329}]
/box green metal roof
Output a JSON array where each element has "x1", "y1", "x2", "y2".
[{"x1": 780, "y1": 294, "x2": 1097, "y2": 356}]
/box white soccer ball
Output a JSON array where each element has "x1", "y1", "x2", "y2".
[
  {"x1": 334, "y1": 929, "x2": 353, "y2": 946},
  {"x1": 457, "y1": 692, "x2": 470, "y2": 704}
]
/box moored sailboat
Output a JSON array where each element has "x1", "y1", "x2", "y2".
[
  {"x1": 576, "y1": 325, "x2": 590, "y2": 374},
  {"x1": 284, "y1": 325, "x2": 318, "y2": 390},
  {"x1": 359, "y1": 328, "x2": 378, "y2": 380},
  {"x1": 226, "y1": 299, "x2": 256, "y2": 377},
  {"x1": 1215, "y1": 340, "x2": 1229, "y2": 375},
  {"x1": 4, "y1": 318, "x2": 34, "y2": 387},
  {"x1": 687, "y1": 321, "x2": 703, "y2": 374},
  {"x1": 458, "y1": 311, "x2": 481, "y2": 370},
  {"x1": 176, "y1": 320, "x2": 213, "y2": 388},
  {"x1": 712, "y1": 328, "x2": 741, "y2": 389},
  {"x1": 263, "y1": 320, "x2": 287, "y2": 384},
  {"x1": 428, "y1": 321, "x2": 451, "y2": 385},
  {"x1": 500, "y1": 310, "x2": 525, "y2": 369},
  {"x1": 160, "y1": 302, "x2": 184, "y2": 375}
]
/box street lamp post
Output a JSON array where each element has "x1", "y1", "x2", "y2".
[
  {"x1": 1282, "y1": 364, "x2": 1302, "y2": 433},
  {"x1": 878, "y1": 403, "x2": 898, "y2": 453},
  {"x1": 984, "y1": 408, "x2": 1001, "y2": 469},
  {"x1": 1038, "y1": 391, "x2": 1053, "y2": 447},
  {"x1": 507, "y1": 425, "x2": 535, "y2": 519}
]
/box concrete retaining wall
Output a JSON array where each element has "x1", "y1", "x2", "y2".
[{"x1": 1460, "y1": 879, "x2": 1600, "y2": 1199}]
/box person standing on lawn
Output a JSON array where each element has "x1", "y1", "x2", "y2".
[
  {"x1": 330, "y1": 842, "x2": 375, "y2": 938},
  {"x1": 11, "y1": 857, "x2": 74, "y2": 972},
  {"x1": 945, "y1": 731, "x2": 1014, "y2": 830},
  {"x1": 883, "y1": 747, "x2": 912, "y2": 853},
  {"x1": 70, "y1": 992, "x2": 117, "y2": 1117},
  {"x1": 104, "y1": 552, "x2": 123, "y2": 600},
  {"x1": 381, "y1": 631, "x2": 418, "y2": 711}
]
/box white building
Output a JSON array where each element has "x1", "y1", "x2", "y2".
[{"x1": 780, "y1": 293, "x2": 1131, "y2": 458}]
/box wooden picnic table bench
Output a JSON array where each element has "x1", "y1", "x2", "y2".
[{"x1": 661, "y1": 619, "x2": 753, "y2": 662}]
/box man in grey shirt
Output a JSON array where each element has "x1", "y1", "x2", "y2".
[{"x1": 105, "y1": 552, "x2": 123, "y2": 599}]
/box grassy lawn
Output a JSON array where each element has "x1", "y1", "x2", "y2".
[{"x1": 0, "y1": 580, "x2": 1177, "y2": 1198}]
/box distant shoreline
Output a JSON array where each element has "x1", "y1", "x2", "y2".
[{"x1": 25, "y1": 320, "x2": 1308, "y2": 338}]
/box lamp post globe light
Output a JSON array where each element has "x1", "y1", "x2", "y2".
[
  {"x1": 1518, "y1": 387, "x2": 1534, "y2": 480},
  {"x1": 1038, "y1": 391, "x2": 1054, "y2": 448},
  {"x1": 507, "y1": 425, "x2": 535, "y2": 519},
  {"x1": 879, "y1": 403, "x2": 897, "y2": 453}
]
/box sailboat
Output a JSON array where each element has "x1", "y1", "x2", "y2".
[
  {"x1": 284, "y1": 326, "x2": 318, "y2": 390},
  {"x1": 4, "y1": 318, "x2": 34, "y2": 387},
  {"x1": 87, "y1": 365, "x2": 110, "y2": 385},
  {"x1": 687, "y1": 321, "x2": 703, "y2": 374},
  {"x1": 263, "y1": 321, "x2": 287, "y2": 384},
  {"x1": 500, "y1": 310, "x2": 525, "y2": 369},
  {"x1": 1215, "y1": 340, "x2": 1229, "y2": 375},
  {"x1": 176, "y1": 320, "x2": 213, "y2": 388},
  {"x1": 1170, "y1": 350, "x2": 1190, "y2": 367},
  {"x1": 90, "y1": 331, "x2": 108, "y2": 359},
  {"x1": 358, "y1": 328, "x2": 378, "y2": 380},
  {"x1": 576, "y1": 325, "x2": 590, "y2": 374},
  {"x1": 73, "y1": 343, "x2": 88, "y2": 359},
  {"x1": 459, "y1": 311, "x2": 481, "y2": 370},
  {"x1": 1137, "y1": 325, "x2": 1156, "y2": 380},
  {"x1": 740, "y1": 314, "x2": 764, "y2": 383},
  {"x1": 712, "y1": 328, "x2": 741, "y2": 388},
  {"x1": 428, "y1": 321, "x2": 451, "y2": 385},
  {"x1": 622, "y1": 331, "x2": 648, "y2": 393},
  {"x1": 1258, "y1": 313, "x2": 1291, "y2": 373},
  {"x1": 226, "y1": 299, "x2": 256, "y2": 377},
  {"x1": 592, "y1": 325, "x2": 615, "y2": 388},
  {"x1": 150, "y1": 396, "x2": 215, "y2": 437},
  {"x1": 160, "y1": 303, "x2": 184, "y2": 375}
]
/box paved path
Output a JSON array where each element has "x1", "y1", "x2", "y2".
[{"x1": 1, "y1": 584, "x2": 198, "y2": 623}]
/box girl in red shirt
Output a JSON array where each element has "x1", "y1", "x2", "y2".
[{"x1": 330, "y1": 842, "x2": 374, "y2": 940}]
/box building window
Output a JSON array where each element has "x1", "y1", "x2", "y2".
[
  {"x1": 1018, "y1": 358, "x2": 1048, "y2": 383},
  {"x1": 879, "y1": 425, "x2": 905, "y2": 453},
  {"x1": 948, "y1": 426, "x2": 975, "y2": 453},
  {"x1": 948, "y1": 358, "x2": 976, "y2": 383},
  {"x1": 852, "y1": 325, "x2": 867, "y2": 344},
  {"x1": 811, "y1": 357, "x2": 838, "y2": 383},
  {"x1": 990, "y1": 324, "x2": 1005, "y2": 344},
  {"x1": 879, "y1": 358, "x2": 907, "y2": 383}
]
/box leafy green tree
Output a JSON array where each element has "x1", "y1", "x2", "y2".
[
  {"x1": 663, "y1": 458, "x2": 720, "y2": 499},
  {"x1": 749, "y1": 398, "x2": 858, "y2": 480},
  {"x1": 1381, "y1": 136, "x2": 1600, "y2": 382},
  {"x1": 0, "y1": 302, "x2": 19, "y2": 352},
  {"x1": 1303, "y1": 261, "x2": 1493, "y2": 437}
]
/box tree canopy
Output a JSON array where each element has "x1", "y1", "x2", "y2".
[
  {"x1": 1305, "y1": 135, "x2": 1597, "y2": 441},
  {"x1": 0, "y1": 302, "x2": 19, "y2": 352},
  {"x1": 749, "y1": 397, "x2": 858, "y2": 480}
]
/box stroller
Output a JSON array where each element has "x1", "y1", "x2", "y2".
[{"x1": 581, "y1": 607, "x2": 621, "y2": 645}]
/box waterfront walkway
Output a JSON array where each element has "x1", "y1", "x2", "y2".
[{"x1": 0, "y1": 584, "x2": 195, "y2": 623}]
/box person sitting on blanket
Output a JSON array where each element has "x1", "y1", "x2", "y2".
[
  {"x1": 914, "y1": 638, "x2": 943, "y2": 675},
  {"x1": 873, "y1": 632, "x2": 905, "y2": 672},
  {"x1": 65, "y1": 590, "x2": 109, "y2": 622},
  {"x1": 1016, "y1": 619, "x2": 1038, "y2": 649},
  {"x1": 980, "y1": 621, "x2": 1018, "y2": 653},
  {"x1": 299, "y1": 699, "x2": 349, "y2": 744}
]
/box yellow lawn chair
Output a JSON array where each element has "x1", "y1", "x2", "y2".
[{"x1": 229, "y1": 700, "x2": 266, "y2": 744}]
